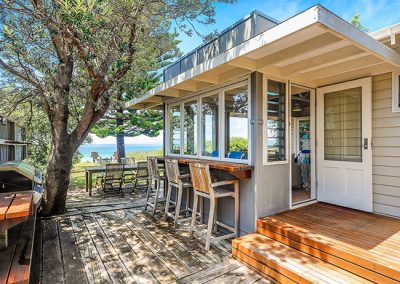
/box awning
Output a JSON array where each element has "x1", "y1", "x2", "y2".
[{"x1": 127, "y1": 5, "x2": 400, "y2": 110}]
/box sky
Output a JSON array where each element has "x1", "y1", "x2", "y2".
[{"x1": 93, "y1": 0, "x2": 400, "y2": 145}]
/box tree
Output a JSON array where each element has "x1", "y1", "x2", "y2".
[
  {"x1": 0, "y1": 0, "x2": 235, "y2": 215},
  {"x1": 91, "y1": 70, "x2": 165, "y2": 162},
  {"x1": 351, "y1": 13, "x2": 368, "y2": 32}
]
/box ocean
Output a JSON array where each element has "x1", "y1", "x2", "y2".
[{"x1": 79, "y1": 144, "x2": 163, "y2": 162}]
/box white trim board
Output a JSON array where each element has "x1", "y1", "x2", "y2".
[{"x1": 127, "y1": 5, "x2": 400, "y2": 110}]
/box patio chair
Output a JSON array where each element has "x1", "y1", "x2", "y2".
[
  {"x1": 100, "y1": 163, "x2": 125, "y2": 196},
  {"x1": 164, "y1": 159, "x2": 194, "y2": 228},
  {"x1": 189, "y1": 162, "x2": 239, "y2": 250},
  {"x1": 121, "y1": 157, "x2": 135, "y2": 165},
  {"x1": 121, "y1": 157, "x2": 136, "y2": 187},
  {"x1": 133, "y1": 161, "x2": 150, "y2": 190},
  {"x1": 144, "y1": 157, "x2": 167, "y2": 214}
]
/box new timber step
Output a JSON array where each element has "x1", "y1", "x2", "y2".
[
  {"x1": 257, "y1": 205, "x2": 400, "y2": 283},
  {"x1": 232, "y1": 233, "x2": 374, "y2": 284}
]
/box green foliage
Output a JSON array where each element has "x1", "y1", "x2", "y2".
[
  {"x1": 229, "y1": 137, "x2": 248, "y2": 152},
  {"x1": 351, "y1": 13, "x2": 368, "y2": 32},
  {"x1": 91, "y1": 72, "x2": 164, "y2": 140}
]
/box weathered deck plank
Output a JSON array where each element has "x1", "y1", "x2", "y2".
[
  {"x1": 35, "y1": 189, "x2": 262, "y2": 284},
  {"x1": 82, "y1": 213, "x2": 135, "y2": 283},
  {"x1": 58, "y1": 218, "x2": 88, "y2": 284},
  {"x1": 137, "y1": 209, "x2": 229, "y2": 263},
  {"x1": 70, "y1": 215, "x2": 112, "y2": 283},
  {"x1": 102, "y1": 211, "x2": 178, "y2": 283},
  {"x1": 114, "y1": 209, "x2": 192, "y2": 278},
  {"x1": 41, "y1": 219, "x2": 64, "y2": 284},
  {"x1": 125, "y1": 209, "x2": 207, "y2": 272},
  {"x1": 93, "y1": 212, "x2": 157, "y2": 283}
]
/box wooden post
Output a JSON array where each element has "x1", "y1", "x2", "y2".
[
  {"x1": 0, "y1": 230, "x2": 8, "y2": 250},
  {"x1": 85, "y1": 170, "x2": 89, "y2": 192},
  {"x1": 89, "y1": 172, "x2": 93, "y2": 196}
]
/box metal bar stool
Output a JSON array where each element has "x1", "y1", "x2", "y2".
[
  {"x1": 144, "y1": 157, "x2": 167, "y2": 215},
  {"x1": 189, "y1": 162, "x2": 239, "y2": 250}
]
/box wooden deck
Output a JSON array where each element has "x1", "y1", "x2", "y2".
[
  {"x1": 32, "y1": 188, "x2": 271, "y2": 284},
  {"x1": 233, "y1": 202, "x2": 400, "y2": 284}
]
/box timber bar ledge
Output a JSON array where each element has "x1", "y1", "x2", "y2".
[{"x1": 158, "y1": 156, "x2": 253, "y2": 179}]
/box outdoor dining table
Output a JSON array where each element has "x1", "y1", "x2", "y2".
[
  {"x1": 85, "y1": 164, "x2": 142, "y2": 196},
  {"x1": 0, "y1": 191, "x2": 33, "y2": 250}
]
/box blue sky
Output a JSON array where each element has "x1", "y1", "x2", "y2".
[
  {"x1": 177, "y1": 0, "x2": 400, "y2": 54},
  {"x1": 93, "y1": 0, "x2": 400, "y2": 145}
]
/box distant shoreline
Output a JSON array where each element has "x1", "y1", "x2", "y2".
[{"x1": 79, "y1": 144, "x2": 163, "y2": 161}]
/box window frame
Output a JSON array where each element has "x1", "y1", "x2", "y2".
[
  {"x1": 199, "y1": 91, "x2": 222, "y2": 161},
  {"x1": 165, "y1": 77, "x2": 251, "y2": 164},
  {"x1": 221, "y1": 81, "x2": 251, "y2": 164},
  {"x1": 392, "y1": 71, "x2": 400, "y2": 113},
  {"x1": 263, "y1": 75, "x2": 289, "y2": 165},
  {"x1": 181, "y1": 97, "x2": 200, "y2": 157},
  {"x1": 167, "y1": 102, "x2": 183, "y2": 156}
]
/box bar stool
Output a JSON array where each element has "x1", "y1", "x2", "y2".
[
  {"x1": 144, "y1": 157, "x2": 167, "y2": 215},
  {"x1": 189, "y1": 162, "x2": 239, "y2": 250},
  {"x1": 164, "y1": 159, "x2": 193, "y2": 228}
]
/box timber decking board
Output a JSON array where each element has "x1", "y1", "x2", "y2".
[
  {"x1": 233, "y1": 233, "x2": 374, "y2": 284},
  {"x1": 58, "y1": 218, "x2": 88, "y2": 284},
  {"x1": 254, "y1": 202, "x2": 400, "y2": 283},
  {"x1": 36, "y1": 204, "x2": 253, "y2": 284},
  {"x1": 258, "y1": 204, "x2": 400, "y2": 268},
  {"x1": 41, "y1": 220, "x2": 64, "y2": 284}
]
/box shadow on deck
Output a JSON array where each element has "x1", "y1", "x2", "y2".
[{"x1": 31, "y1": 188, "x2": 270, "y2": 284}]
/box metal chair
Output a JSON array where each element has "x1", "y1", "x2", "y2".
[
  {"x1": 164, "y1": 159, "x2": 193, "y2": 228},
  {"x1": 144, "y1": 157, "x2": 167, "y2": 214},
  {"x1": 189, "y1": 162, "x2": 239, "y2": 250},
  {"x1": 133, "y1": 161, "x2": 150, "y2": 190},
  {"x1": 100, "y1": 163, "x2": 125, "y2": 196}
]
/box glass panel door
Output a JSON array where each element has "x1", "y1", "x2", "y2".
[{"x1": 324, "y1": 87, "x2": 362, "y2": 162}]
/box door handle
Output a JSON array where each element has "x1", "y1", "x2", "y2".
[{"x1": 363, "y1": 138, "x2": 368, "y2": 150}]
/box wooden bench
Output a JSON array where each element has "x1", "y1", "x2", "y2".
[{"x1": 0, "y1": 192, "x2": 38, "y2": 284}]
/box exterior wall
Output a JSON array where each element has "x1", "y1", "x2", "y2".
[
  {"x1": 164, "y1": 74, "x2": 257, "y2": 235},
  {"x1": 253, "y1": 72, "x2": 290, "y2": 219},
  {"x1": 372, "y1": 72, "x2": 400, "y2": 217}
]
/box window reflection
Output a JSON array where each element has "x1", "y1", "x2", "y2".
[
  {"x1": 224, "y1": 86, "x2": 248, "y2": 159},
  {"x1": 183, "y1": 100, "x2": 198, "y2": 155},
  {"x1": 201, "y1": 94, "x2": 219, "y2": 157},
  {"x1": 170, "y1": 105, "x2": 181, "y2": 154}
]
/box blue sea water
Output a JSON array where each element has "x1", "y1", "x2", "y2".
[{"x1": 79, "y1": 144, "x2": 163, "y2": 162}]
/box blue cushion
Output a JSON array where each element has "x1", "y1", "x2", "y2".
[
  {"x1": 228, "y1": 151, "x2": 244, "y2": 159},
  {"x1": 211, "y1": 150, "x2": 219, "y2": 157}
]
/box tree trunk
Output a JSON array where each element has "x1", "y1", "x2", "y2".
[
  {"x1": 116, "y1": 106, "x2": 125, "y2": 163},
  {"x1": 42, "y1": 137, "x2": 74, "y2": 215}
]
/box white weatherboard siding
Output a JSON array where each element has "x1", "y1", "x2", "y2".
[{"x1": 372, "y1": 72, "x2": 400, "y2": 217}]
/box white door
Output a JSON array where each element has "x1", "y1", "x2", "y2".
[{"x1": 316, "y1": 78, "x2": 372, "y2": 212}]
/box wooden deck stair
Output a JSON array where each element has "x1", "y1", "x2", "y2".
[{"x1": 232, "y1": 203, "x2": 400, "y2": 284}]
